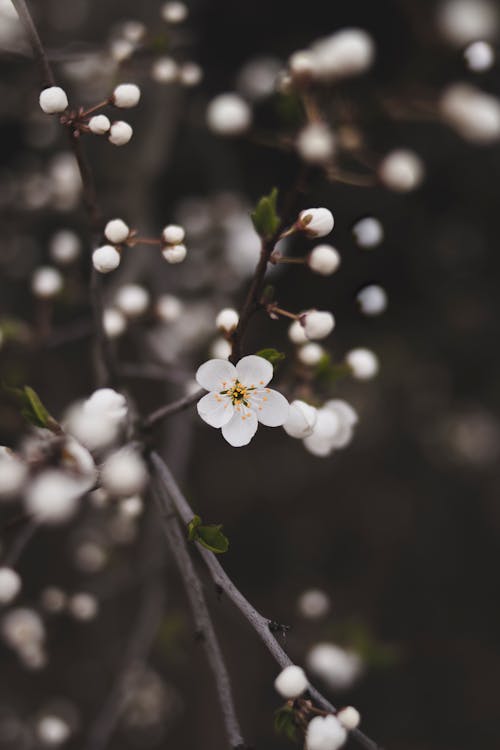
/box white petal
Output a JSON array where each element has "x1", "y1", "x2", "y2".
[
  {"x1": 221, "y1": 409, "x2": 258, "y2": 447},
  {"x1": 252, "y1": 388, "x2": 289, "y2": 426},
  {"x1": 303, "y1": 432, "x2": 334, "y2": 457},
  {"x1": 196, "y1": 359, "x2": 237, "y2": 392},
  {"x1": 197, "y1": 392, "x2": 234, "y2": 428},
  {"x1": 236, "y1": 355, "x2": 273, "y2": 387}
]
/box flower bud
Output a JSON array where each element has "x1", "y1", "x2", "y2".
[
  {"x1": 379, "y1": 149, "x2": 424, "y2": 192},
  {"x1": 0, "y1": 568, "x2": 21, "y2": 604},
  {"x1": 215, "y1": 307, "x2": 239, "y2": 333},
  {"x1": 357, "y1": 285, "x2": 387, "y2": 316},
  {"x1": 298, "y1": 342, "x2": 324, "y2": 366},
  {"x1": 103, "y1": 308, "x2": 126, "y2": 338},
  {"x1": 289, "y1": 320, "x2": 309, "y2": 345},
  {"x1": 206, "y1": 93, "x2": 252, "y2": 136},
  {"x1": 352, "y1": 216, "x2": 383, "y2": 248},
  {"x1": 115, "y1": 284, "x2": 150, "y2": 317},
  {"x1": 179, "y1": 62, "x2": 203, "y2": 86},
  {"x1": 297, "y1": 123, "x2": 335, "y2": 164},
  {"x1": 337, "y1": 706, "x2": 361, "y2": 731},
  {"x1": 92, "y1": 245, "x2": 121, "y2": 273},
  {"x1": 152, "y1": 57, "x2": 178, "y2": 83},
  {"x1": 39, "y1": 86, "x2": 68, "y2": 114},
  {"x1": 49, "y1": 230, "x2": 81, "y2": 265},
  {"x1": 346, "y1": 348, "x2": 379, "y2": 379},
  {"x1": 156, "y1": 294, "x2": 183, "y2": 323},
  {"x1": 298, "y1": 208, "x2": 334, "y2": 237},
  {"x1": 274, "y1": 665, "x2": 309, "y2": 699},
  {"x1": 88, "y1": 114, "x2": 111, "y2": 134},
  {"x1": 283, "y1": 400, "x2": 318, "y2": 438},
  {"x1": 101, "y1": 448, "x2": 147, "y2": 497},
  {"x1": 31, "y1": 267, "x2": 63, "y2": 299},
  {"x1": 301, "y1": 310, "x2": 335, "y2": 340},
  {"x1": 112, "y1": 83, "x2": 141, "y2": 108},
  {"x1": 104, "y1": 218, "x2": 130, "y2": 244},
  {"x1": 464, "y1": 40, "x2": 494, "y2": 71},
  {"x1": 84, "y1": 388, "x2": 127, "y2": 424},
  {"x1": 109, "y1": 121, "x2": 133, "y2": 146},
  {"x1": 306, "y1": 715, "x2": 347, "y2": 750},
  {"x1": 161, "y1": 1, "x2": 188, "y2": 23},
  {"x1": 308, "y1": 245, "x2": 341, "y2": 275},
  {"x1": 25, "y1": 470, "x2": 86, "y2": 524},
  {"x1": 162, "y1": 224, "x2": 185, "y2": 244},
  {"x1": 162, "y1": 244, "x2": 187, "y2": 263}
]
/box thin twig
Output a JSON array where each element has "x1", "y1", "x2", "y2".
[
  {"x1": 150, "y1": 451, "x2": 382, "y2": 750},
  {"x1": 2, "y1": 518, "x2": 38, "y2": 568},
  {"x1": 151, "y1": 478, "x2": 246, "y2": 750},
  {"x1": 143, "y1": 388, "x2": 204, "y2": 430}
]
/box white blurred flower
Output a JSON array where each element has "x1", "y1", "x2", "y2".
[
  {"x1": 352, "y1": 217, "x2": 383, "y2": 248},
  {"x1": 196, "y1": 355, "x2": 289, "y2": 447},
  {"x1": 161, "y1": 1, "x2": 188, "y2": 23},
  {"x1": 297, "y1": 588, "x2": 331, "y2": 619},
  {"x1": 103, "y1": 307, "x2": 127, "y2": 338},
  {"x1": 2, "y1": 607, "x2": 45, "y2": 650},
  {"x1": 298, "y1": 342, "x2": 324, "y2": 366},
  {"x1": 437, "y1": 0, "x2": 498, "y2": 46},
  {"x1": 112, "y1": 83, "x2": 141, "y2": 108},
  {"x1": 306, "y1": 715, "x2": 347, "y2": 750},
  {"x1": 0, "y1": 451, "x2": 27, "y2": 500},
  {"x1": 307, "y1": 642, "x2": 362, "y2": 690},
  {"x1": 101, "y1": 448, "x2": 147, "y2": 497},
  {"x1": 310, "y1": 28, "x2": 375, "y2": 81},
  {"x1": 36, "y1": 715, "x2": 71, "y2": 746},
  {"x1": 49, "y1": 230, "x2": 81, "y2": 265},
  {"x1": 298, "y1": 208, "x2": 334, "y2": 238},
  {"x1": 84, "y1": 388, "x2": 127, "y2": 424},
  {"x1": 297, "y1": 123, "x2": 335, "y2": 164},
  {"x1": 440, "y1": 83, "x2": 500, "y2": 143},
  {"x1": 337, "y1": 706, "x2": 361, "y2": 731},
  {"x1": 357, "y1": 285, "x2": 387, "y2": 316},
  {"x1": 210, "y1": 338, "x2": 232, "y2": 359},
  {"x1": 464, "y1": 41, "x2": 494, "y2": 71},
  {"x1": 115, "y1": 284, "x2": 150, "y2": 317},
  {"x1": 346, "y1": 348, "x2": 379, "y2": 379},
  {"x1": 206, "y1": 93, "x2": 252, "y2": 136},
  {"x1": 31, "y1": 267, "x2": 63, "y2": 299},
  {"x1": 301, "y1": 310, "x2": 335, "y2": 340},
  {"x1": 237, "y1": 56, "x2": 281, "y2": 100},
  {"x1": 379, "y1": 149, "x2": 425, "y2": 192},
  {"x1": 289, "y1": 319, "x2": 309, "y2": 345},
  {"x1": 39, "y1": 87, "x2": 68, "y2": 114},
  {"x1": 179, "y1": 62, "x2": 203, "y2": 87},
  {"x1": 216, "y1": 308, "x2": 239, "y2": 333},
  {"x1": 274, "y1": 665, "x2": 308, "y2": 699},
  {"x1": 156, "y1": 294, "x2": 183, "y2": 323},
  {"x1": 304, "y1": 400, "x2": 357, "y2": 457},
  {"x1": 283, "y1": 400, "x2": 317, "y2": 438},
  {"x1": 69, "y1": 592, "x2": 98, "y2": 621},
  {"x1": 152, "y1": 57, "x2": 178, "y2": 83},
  {"x1": 25, "y1": 470, "x2": 88, "y2": 524},
  {"x1": 308, "y1": 245, "x2": 341, "y2": 275},
  {"x1": 0, "y1": 568, "x2": 21, "y2": 604}
]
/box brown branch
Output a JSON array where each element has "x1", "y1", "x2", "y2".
[
  {"x1": 142, "y1": 388, "x2": 204, "y2": 430},
  {"x1": 151, "y1": 477, "x2": 246, "y2": 750}
]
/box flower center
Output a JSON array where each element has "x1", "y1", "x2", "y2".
[{"x1": 221, "y1": 380, "x2": 254, "y2": 406}]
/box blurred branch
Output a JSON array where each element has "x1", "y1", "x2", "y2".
[
  {"x1": 151, "y1": 478, "x2": 246, "y2": 750},
  {"x1": 142, "y1": 388, "x2": 204, "y2": 430},
  {"x1": 150, "y1": 451, "x2": 382, "y2": 750},
  {"x1": 10, "y1": 0, "x2": 54, "y2": 87}
]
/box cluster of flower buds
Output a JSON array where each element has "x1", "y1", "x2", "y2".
[
  {"x1": 284, "y1": 399, "x2": 358, "y2": 457},
  {"x1": 39, "y1": 83, "x2": 141, "y2": 146},
  {"x1": 92, "y1": 220, "x2": 187, "y2": 274}
]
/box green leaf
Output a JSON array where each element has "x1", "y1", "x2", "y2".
[
  {"x1": 314, "y1": 355, "x2": 350, "y2": 384},
  {"x1": 187, "y1": 515, "x2": 229, "y2": 554},
  {"x1": 251, "y1": 188, "x2": 281, "y2": 240},
  {"x1": 0, "y1": 316, "x2": 31, "y2": 343},
  {"x1": 3, "y1": 383, "x2": 60, "y2": 432},
  {"x1": 274, "y1": 706, "x2": 298, "y2": 742},
  {"x1": 256, "y1": 348, "x2": 286, "y2": 367}
]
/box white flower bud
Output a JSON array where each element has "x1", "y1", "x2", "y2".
[
  {"x1": 162, "y1": 244, "x2": 187, "y2": 263},
  {"x1": 337, "y1": 706, "x2": 360, "y2": 731},
  {"x1": 156, "y1": 294, "x2": 183, "y2": 323},
  {"x1": 274, "y1": 665, "x2": 309, "y2": 699},
  {"x1": 84, "y1": 388, "x2": 127, "y2": 424},
  {"x1": 88, "y1": 114, "x2": 111, "y2": 134},
  {"x1": 346, "y1": 348, "x2": 379, "y2": 379},
  {"x1": 301, "y1": 310, "x2": 335, "y2": 340},
  {"x1": 0, "y1": 452, "x2": 27, "y2": 499},
  {"x1": 289, "y1": 50, "x2": 316, "y2": 78},
  {"x1": 307, "y1": 643, "x2": 362, "y2": 690},
  {"x1": 298, "y1": 208, "x2": 334, "y2": 238},
  {"x1": 61, "y1": 437, "x2": 96, "y2": 479},
  {"x1": 161, "y1": 1, "x2": 188, "y2": 23},
  {"x1": 323, "y1": 400, "x2": 358, "y2": 449},
  {"x1": 298, "y1": 342, "x2": 324, "y2": 366},
  {"x1": 31, "y1": 267, "x2": 63, "y2": 299},
  {"x1": 206, "y1": 93, "x2": 252, "y2": 136},
  {"x1": 104, "y1": 218, "x2": 130, "y2": 244},
  {"x1": 210, "y1": 337, "x2": 231, "y2": 359},
  {"x1": 109, "y1": 121, "x2": 133, "y2": 146},
  {"x1": 357, "y1": 285, "x2": 387, "y2": 316},
  {"x1": 69, "y1": 592, "x2": 98, "y2": 621},
  {"x1": 115, "y1": 284, "x2": 150, "y2": 317},
  {"x1": 152, "y1": 57, "x2": 178, "y2": 83},
  {"x1": 437, "y1": 0, "x2": 497, "y2": 47},
  {"x1": 101, "y1": 447, "x2": 147, "y2": 497},
  {"x1": 352, "y1": 216, "x2": 383, "y2": 248},
  {"x1": 162, "y1": 224, "x2": 185, "y2": 244},
  {"x1": 180, "y1": 62, "x2": 203, "y2": 87},
  {"x1": 464, "y1": 41, "x2": 494, "y2": 72},
  {"x1": 297, "y1": 123, "x2": 335, "y2": 164},
  {"x1": 36, "y1": 715, "x2": 70, "y2": 746},
  {"x1": 215, "y1": 307, "x2": 239, "y2": 333},
  {"x1": 122, "y1": 20, "x2": 146, "y2": 43},
  {"x1": 0, "y1": 568, "x2": 21, "y2": 604},
  {"x1": 306, "y1": 715, "x2": 347, "y2": 750},
  {"x1": 440, "y1": 83, "x2": 500, "y2": 143},
  {"x1": 311, "y1": 28, "x2": 375, "y2": 81},
  {"x1": 379, "y1": 149, "x2": 425, "y2": 192},
  {"x1": 103, "y1": 308, "x2": 126, "y2": 338},
  {"x1": 289, "y1": 319, "x2": 309, "y2": 345},
  {"x1": 119, "y1": 495, "x2": 143, "y2": 518},
  {"x1": 110, "y1": 38, "x2": 134, "y2": 62},
  {"x1": 64, "y1": 403, "x2": 118, "y2": 452},
  {"x1": 25, "y1": 470, "x2": 86, "y2": 524},
  {"x1": 92, "y1": 244, "x2": 121, "y2": 274},
  {"x1": 283, "y1": 400, "x2": 317, "y2": 438},
  {"x1": 2, "y1": 608, "x2": 45, "y2": 649},
  {"x1": 112, "y1": 83, "x2": 141, "y2": 108},
  {"x1": 49, "y1": 230, "x2": 81, "y2": 265},
  {"x1": 297, "y1": 589, "x2": 331, "y2": 619},
  {"x1": 39, "y1": 86, "x2": 68, "y2": 114},
  {"x1": 308, "y1": 245, "x2": 341, "y2": 275}
]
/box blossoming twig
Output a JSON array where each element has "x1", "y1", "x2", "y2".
[{"x1": 142, "y1": 388, "x2": 205, "y2": 430}]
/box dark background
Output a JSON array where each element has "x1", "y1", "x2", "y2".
[{"x1": 1, "y1": 0, "x2": 500, "y2": 748}]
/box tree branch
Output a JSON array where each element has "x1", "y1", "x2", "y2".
[{"x1": 142, "y1": 388, "x2": 204, "y2": 430}]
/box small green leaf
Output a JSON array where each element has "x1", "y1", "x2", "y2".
[
  {"x1": 187, "y1": 515, "x2": 229, "y2": 554},
  {"x1": 251, "y1": 188, "x2": 281, "y2": 240},
  {"x1": 314, "y1": 355, "x2": 350, "y2": 384},
  {"x1": 3, "y1": 383, "x2": 60, "y2": 432},
  {"x1": 256, "y1": 348, "x2": 286, "y2": 367},
  {"x1": 0, "y1": 317, "x2": 31, "y2": 343},
  {"x1": 274, "y1": 706, "x2": 298, "y2": 742}
]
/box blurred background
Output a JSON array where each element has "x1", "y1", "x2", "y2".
[{"x1": 1, "y1": 0, "x2": 500, "y2": 748}]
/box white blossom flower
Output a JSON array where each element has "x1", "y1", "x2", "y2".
[
  {"x1": 289, "y1": 50, "x2": 316, "y2": 79},
  {"x1": 237, "y1": 56, "x2": 280, "y2": 100},
  {"x1": 274, "y1": 665, "x2": 309, "y2": 699},
  {"x1": 112, "y1": 83, "x2": 141, "y2": 108},
  {"x1": 357, "y1": 285, "x2": 387, "y2": 316},
  {"x1": 162, "y1": 244, "x2": 187, "y2": 263},
  {"x1": 88, "y1": 114, "x2": 111, "y2": 134},
  {"x1": 216, "y1": 308, "x2": 239, "y2": 333},
  {"x1": 36, "y1": 715, "x2": 71, "y2": 746},
  {"x1": 39, "y1": 86, "x2": 68, "y2": 114},
  {"x1": 156, "y1": 294, "x2": 183, "y2": 323},
  {"x1": 69, "y1": 592, "x2": 98, "y2": 621},
  {"x1": 297, "y1": 588, "x2": 331, "y2": 619},
  {"x1": 195, "y1": 355, "x2": 289, "y2": 447},
  {"x1": 464, "y1": 41, "x2": 494, "y2": 72},
  {"x1": 304, "y1": 400, "x2": 358, "y2": 456},
  {"x1": 210, "y1": 337, "x2": 232, "y2": 359},
  {"x1": 308, "y1": 245, "x2": 341, "y2": 275},
  {"x1": 31, "y1": 267, "x2": 63, "y2": 298},
  {"x1": 108, "y1": 121, "x2": 133, "y2": 146},
  {"x1": 346, "y1": 348, "x2": 379, "y2": 379},
  {"x1": 440, "y1": 83, "x2": 500, "y2": 143},
  {"x1": 306, "y1": 715, "x2": 347, "y2": 750},
  {"x1": 180, "y1": 62, "x2": 203, "y2": 87},
  {"x1": 92, "y1": 244, "x2": 121, "y2": 273},
  {"x1": 49, "y1": 230, "x2": 81, "y2": 265},
  {"x1": 378, "y1": 149, "x2": 425, "y2": 192},
  {"x1": 119, "y1": 495, "x2": 143, "y2": 518},
  {"x1": 298, "y1": 208, "x2": 334, "y2": 238},
  {"x1": 83, "y1": 388, "x2": 127, "y2": 424},
  {"x1": 306, "y1": 642, "x2": 363, "y2": 690},
  {"x1": 2, "y1": 607, "x2": 45, "y2": 649},
  {"x1": 162, "y1": 224, "x2": 185, "y2": 244},
  {"x1": 103, "y1": 307, "x2": 126, "y2": 338},
  {"x1": 0, "y1": 568, "x2": 21, "y2": 604},
  {"x1": 100, "y1": 447, "x2": 147, "y2": 497},
  {"x1": 297, "y1": 123, "x2": 335, "y2": 164},
  {"x1": 289, "y1": 319, "x2": 309, "y2": 345},
  {"x1": 25, "y1": 469, "x2": 88, "y2": 524},
  {"x1": 64, "y1": 402, "x2": 119, "y2": 452},
  {"x1": 152, "y1": 57, "x2": 178, "y2": 83},
  {"x1": 298, "y1": 342, "x2": 324, "y2": 366},
  {"x1": 104, "y1": 218, "x2": 130, "y2": 244},
  {"x1": 206, "y1": 93, "x2": 252, "y2": 136},
  {"x1": 352, "y1": 216, "x2": 383, "y2": 248},
  {"x1": 0, "y1": 451, "x2": 27, "y2": 499},
  {"x1": 283, "y1": 400, "x2": 317, "y2": 438},
  {"x1": 337, "y1": 706, "x2": 361, "y2": 731},
  {"x1": 115, "y1": 284, "x2": 150, "y2": 317},
  {"x1": 436, "y1": 0, "x2": 497, "y2": 47},
  {"x1": 61, "y1": 437, "x2": 96, "y2": 479},
  {"x1": 310, "y1": 28, "x2": 375, "y2": 81},
  {"x1": 301, "y1": 310, "x2": 335, "y2": 340},
  {"x1": 161, "y1": 1, "x2": 188, "y2": 23}
]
